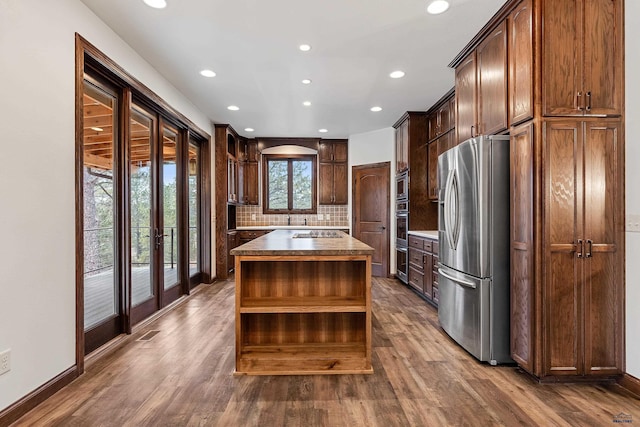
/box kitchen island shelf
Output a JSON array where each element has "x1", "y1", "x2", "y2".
[{"x1": 231, "y1": 229, "x2": 374, "y2": 375}]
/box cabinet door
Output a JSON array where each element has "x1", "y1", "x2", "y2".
[
  {"x1": 455, "y1": 53, "x2": 477, "y2": 144},
  {"x1": 401, "y1": 120, "x2": 409, "y2": 170},
  {"x1": 583, "y1": 120, "x2": 623, "y2": 375},
  {"x1": 333, "y1": 142, "x2": 348, "y2": 163},
  {"x1": 439, "y1": 102, "x2": 451, "y2": 135},
  {"x1": 448, "y1": 96, "x2": 456, "y2": 134},
  {"x1": 243, "y1": 161, "x2": 259, "y2": 205},
  {"x1": 427, "y1": 140, "x2": 438, "y2": 201},
  {"x1": 227, "y1": 157, "x2": 237, "y2": 203},
  {"x1": 423, "y1": 251, "x2": 433, "y2": 299},
  {"x1": 319, "y1": 162, "x2": 334, "y2": 204},
  {"x1": 318, "y1": 142, "x2": 333, "y2": 162},
  {"x1": 510, "y1": 121, "x2": 536, "y2": 372},
  {"x1": 333, "y1": 163, "x2": 348, "y2": 204},
  {"x1": 428, "y1": 112, "x2": 439, "y2": 142},
  {"x1": 582, "y1": 0, "x2": 623, "y2": 116},
  {"x1": 541, "y1": 0, "x2": 582, "y2": 116},
  {"x1": 543, "y1": 120, "x2": 583, "y2": 377},
  {"x1": 246, "y1": 141, "x2": 259, "y2": 162},
  {"x1": 509, "y1": 0, "x2": 534, "y2": 125},
  {"x1": 477, "y1": 20, "x2": 508, "y2": 135},
  {"x1": 395, "y1": 126, "x2": 405, "y2": 173}
]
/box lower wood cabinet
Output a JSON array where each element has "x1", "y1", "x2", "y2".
[
  {"x1": 237, "y1": 229, "x2": 271, "y2": 245},
  {"x1": 407, "y1": 234, "x2": 438, "y2": 306}
]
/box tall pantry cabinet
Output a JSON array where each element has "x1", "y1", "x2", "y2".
[{"x1": 454, "y1": 0, "x2": 625, "y2": 380}]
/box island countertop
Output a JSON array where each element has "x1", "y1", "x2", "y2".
[{"x1": 230, "y1": 229, "x2": 374, "y2": 257}]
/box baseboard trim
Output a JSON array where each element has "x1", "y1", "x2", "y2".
[
  {"x1": 618, "y1": 373, "x2": 640, "y2": 398},
  {"x1": 0, "y1": 366, "x2": 78, "y2": 426}
]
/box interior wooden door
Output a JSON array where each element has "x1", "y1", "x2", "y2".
[
  {"x1": 582, "y1": 120, "x2": 623, "y2": 375},
  {"x1": 542, "y1": 120, "x2": 583, "y2": 377},
  {"x1": 352, "y1": 162, "x2": 390, "y2": 277}
]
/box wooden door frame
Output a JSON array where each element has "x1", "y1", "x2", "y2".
[
  {"x1": 351, "y1": 161, "x2": 391, "y2": 277},
  {"x1": 75, "y1": 34, "x2": 212, "y2": 373}
]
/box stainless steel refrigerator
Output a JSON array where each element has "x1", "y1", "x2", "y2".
[{"x1": 437, "y1": 134, "x2": 512, "y2": 365}]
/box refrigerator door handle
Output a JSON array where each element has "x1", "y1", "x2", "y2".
[
  {"x1": 443, "y1": 169, "x2": 460, "y2": 250},
  {"x1": 439, "y1": 268, "x2": 477, "y2": 289}
]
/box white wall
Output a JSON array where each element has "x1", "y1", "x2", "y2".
[
  {"x1": 348, "y1": 127, "x2": 396, "y2": 272},
  {"x1": 625, "y1": 1, "x2": 640, "y2": 379},
  {"x1": 0, "y1": 0, "x2": 211, "y2": 411}
]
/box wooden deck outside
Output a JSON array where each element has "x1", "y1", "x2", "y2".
[{"x1": 84, "y1": 265, "x2": 195, "y2": 328}]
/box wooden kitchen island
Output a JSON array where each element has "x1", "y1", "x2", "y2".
[{"x1": 230, "y1": 229, "x2": 374, "y2": 375}]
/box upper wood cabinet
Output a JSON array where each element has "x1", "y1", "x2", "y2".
[
  {"x1": 426, "y1": 89, "x2": 455, "y2": 202},
  {"x1": 508, "y1": 0, "x2": 534, "y2": 125},
  {"x1": 455, "y1": 20, "x2": 508, "y2": 144},
  {"x1": 477, "y1": 20, "x2": 508, "y2": 135},
  {"x1": 455, "y1": 53, "x2": 478, "y2": 144},
  {"x1": 541, "y1": 0, "x2": 623, "y2": 117},
  {"x1": 428, "y1": 97, "x2": 453, "y2": 142},
  {"x1": 395, "y1": 119, "x2": 409, "y2": 172},
  {"x1": 319, "y1": 140, "x2": 348, "y2": 205}
]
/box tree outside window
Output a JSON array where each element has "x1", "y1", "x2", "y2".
[{"x1": 263, "y1": 154, "x2": 316, "y2": 214}]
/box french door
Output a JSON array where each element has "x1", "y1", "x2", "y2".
[{"x1": 129, "y1": 103, "x2": 184, "y2": 325}]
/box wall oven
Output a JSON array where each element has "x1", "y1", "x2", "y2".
[
  {"x1": 396, "y1": 170, "x2": 409, "y2": 201},
  {"x1": 396, "y1": 212, "x2": 408, "y2": 246},
  {"x1": 396, "y1": 245, "x2": 408, "y2": 283}
]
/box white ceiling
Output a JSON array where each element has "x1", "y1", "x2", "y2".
[{"x1": 80, "y1": 0, "x2": 506, "y2": 138}]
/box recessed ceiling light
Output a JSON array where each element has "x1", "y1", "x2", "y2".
[
  {"x1": 90, "y1": 127, "x2": 104, "y2": 132},
  {"x1": 227, "y1": 105, "x2": 239, "y2": 111},
  {"x1": 370, "y1": 106, "x2": 382, "y2": 112},
  {"x1": 299, "y1": 44, "x2": 312, "y2": 52},
  {"x1": 244, "y1": 128, "x2": 254, "y2": 132},
  {"x1": 318, "y1": 129, "x2": 328, "y2": 133},
  {"x1": 143, "y1": 0, "x2": 167, "y2": 9},
  {"x1": 303, "y1": 101, "x2": 311, "y2": 106},
  {"x1": 302, "y1": 79, "x2": 312, "y2": 85},
  {"x1": 200, "y1": 69, "x2": 216, "y2": 77},
  {"x1": 427, "y1": 0, "x2": 449, "y2": 15},
  {"x1": 389, "y1": 70, "x2": 405, "y2": 79}
]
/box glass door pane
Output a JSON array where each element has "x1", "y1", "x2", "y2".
[
  {"x1": 83, "y1": 81, "x2": 118, "y2": 330},
  {"x1": 188, "y1": 141, "x2": 200, "y2": 278},
  {"x1": 161, "y1": 124, "x2": 179, "y2": 290},
  {"x1": 130, "y1": 107, "x2": 154, "y2": 306}
]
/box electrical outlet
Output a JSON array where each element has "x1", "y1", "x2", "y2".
[
  {"x1": 627, "y1": 214, "x2": 640, "y2": 232},
  {"x1": 317, "y1": 214, "x2": 324, "y2": 221},
  {"x1": 0, "y1": 349, "x2": 10, "y2": 375},
  {"x1": 326, "y1": 214, "x2": 330, "y2": 220},
  {"x1": 251, "y1": 213, "x2": 256, "y2": 221}
]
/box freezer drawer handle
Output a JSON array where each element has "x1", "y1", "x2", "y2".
[{"x1": 439, "y1": 269, "x2": 477, "y2": 289}]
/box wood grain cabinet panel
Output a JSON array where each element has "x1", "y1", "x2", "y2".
[
  {"x1": 455, "y1": 53, "x2": 478, "y2": 144},
  {"x1": 477, "y1": 20, "x2": 508, "y2": 135},
  {"x1": 319, "y1": 141, "x2": 348, "y2": 205},
  {"x1": 508, "y1": 0, "x2": 534, "y2": 125},
  {"x1": 541, "y1": 119, "x2": 623, "y2": 377},
  {"x1": 541, "y1": 0, "x2": 622, "y2": 117},
  {"x1": 395, "y1": 120, "x2": 409, "y2": 172},
  {"x1": 427, "y1": 141, "x2": 438, "y2": 201}
]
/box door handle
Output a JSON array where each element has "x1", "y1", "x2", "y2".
[
  {"x1": 577, "y1": 239, "x2": 583, "y2": 258},
  {"x1": 439, "y1": 269, "x2": 476, "y2": 289},
  {"x1": 586, "y1": 239, "x2": 593, "y2": 258},
  {"x1": 577, "y1": 92, "x2": 584, "y2": 111}
]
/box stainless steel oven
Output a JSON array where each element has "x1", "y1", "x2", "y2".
[
  {"x1": 396, "y1": 245, "x2": 408, "y2": 283},
  {"x1": 396, "y1": 170, "x2": 409, "y2": 201},
  {"x1": 396, "y1": 213, "x2": 408, "y2": 246}
]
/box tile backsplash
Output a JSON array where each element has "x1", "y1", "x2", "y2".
[{"x1": 237, "y1": 205, "x2": 349, "y2": 227}]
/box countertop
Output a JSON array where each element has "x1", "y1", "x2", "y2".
[
  {"x1": 230, "y1": 229, "x2": 374, "y2": 256},
  {"x1": 408, "y1": 230, "x2": 439, "y2": 239},
  {"x1": 236, "y1": 225, "x2": 349, "y2": 230}
]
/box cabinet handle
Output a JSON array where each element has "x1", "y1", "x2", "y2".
[
  {"x1": 577, "y1": 92, "x2": 584, "y2": 111},
  {"x1": 471, "y1": 125, "x2": 475, "y2": 137},
  {"x1": 586, "y1": 239, "x2": 593, "y2": 258},
  {"x1": 576, "y1": 239, "x2": 584, "y2": 258},
  {"x1": 586, "y1": 91, "x2": 592, "y2": 112}
]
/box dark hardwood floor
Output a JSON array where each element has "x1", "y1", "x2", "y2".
[{"x1": 13, "y1": 277, "x2": 640, "y2": 426}]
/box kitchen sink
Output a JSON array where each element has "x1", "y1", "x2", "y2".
[{"x1": 292, "y1": 230, "x2": 343, "y2": 238}]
